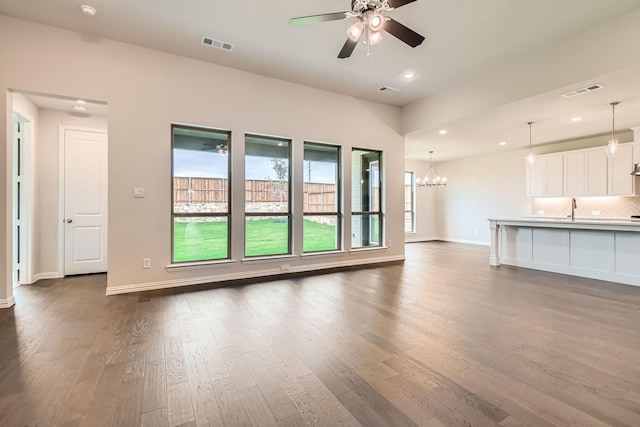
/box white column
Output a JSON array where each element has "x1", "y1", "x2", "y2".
[{"x1": 489, "y1": 220, "x2": 501, "y2": 266}]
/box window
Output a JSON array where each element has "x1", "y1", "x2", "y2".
[
  {"x1": 172, "y1": 125, "x2": 230, "y2": 263},
  {"x1": 245, "y1": 134, "x2": 291, "y2": 257},
  {"x1": 351, "y1": 149, "x2": 382, "y2": 248},
  {"x1": 303, "y1": 143, "x2": 340, "y2": 252},
  {"x1": 404, "y1": 171, "x2": 415, "y2": 232}
]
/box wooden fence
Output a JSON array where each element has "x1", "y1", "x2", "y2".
[{"x1": 174, "y1": 177, "x2": 337, "y2": 212}]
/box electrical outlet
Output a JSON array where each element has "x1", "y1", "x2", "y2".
[
  {"x1": 143, "y1": 258, "x2": 151, "y2": 269},
  {"x1": 133, "y1": 187, "x2": 145, "y2": 198},
  {"x1": 592, "y1": 210, "x2": 601, "y2": 216},
  {"x1": 474, "y1": 229, "x2": 479, "y2": 236},
  {"x1": 387, "y1": 239, "x2": 392, "y2": 248},
  {"x1": 280, "y1": 264, "x2": 290, "y2": 273}
]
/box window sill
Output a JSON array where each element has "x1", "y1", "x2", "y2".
[
  {"x1": 166, "y1": 259, "x2": 236, "y2": 272},
  {"x1": 350, "y1": 246, "x2": 387, "y2": 254},
  {"x1": 301, "y1": 250, "x2": 347, "y2": 259},
  {"x1": 241, "y1": 254, "x2": 298, "y2": 264}
]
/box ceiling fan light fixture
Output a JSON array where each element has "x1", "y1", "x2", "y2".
[
  {"x1": 347, "y1": 21, "x2": 364, "y2": 42},
  {"x1": 369, "y1": 13, "x2": 385, "y2": 31},
  {"x1": 369, "y1": 31, "x2": 383, "y2": 45}
]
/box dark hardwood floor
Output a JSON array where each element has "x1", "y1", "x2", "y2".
[{"x1": 1, "y1": 241, "x2": 640, "y2": 426}]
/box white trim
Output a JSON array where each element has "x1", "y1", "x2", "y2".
[
  {"x1": 404, "y1": 236, "x2": 438, "y2": 243},
  {"x1": 106, "y1": 255, "x2": 405, "y2": 296},
  {"x1": 437, "y1": 237, "x2": 490, "y2": 246},
  {"x1": 58, "y1": 125, "x2": 108, "y2": 277},
  {"x1": 32, "y1": 272, "x2": 63, "y2": 283},
  {"x1": 0, "y1": 296, "x2": 16, "y2": 309},
  {"x1": 166, "y1": 259, "x2": 237, "y2": 271}
]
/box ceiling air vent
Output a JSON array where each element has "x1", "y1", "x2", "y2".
[
  {"x1": 560, "y1": 84, "x2": 603, "y2": 98},
  {"x1": 378, "y1": 86, "x2": 399, "y2": 95},
  {"x1": 201, "y1": 36, "x2": 234, "y2": 52}
]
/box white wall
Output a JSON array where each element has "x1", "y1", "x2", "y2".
[
  {"x1": 0, "y1": 15, "x2": 405, "y2": 299},
  {"x1": 35, "y1": 109, "x2": 108, "y2": 276},
  {"x1": 404, "y1": 159, "x2": 437, "y2": 242}
]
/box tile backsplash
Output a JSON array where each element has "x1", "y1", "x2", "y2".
[{"x1": 532, "y1": 196, "x2": 640, "y2": 218}]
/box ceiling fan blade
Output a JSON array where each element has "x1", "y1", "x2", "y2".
[
  {"x1": 387, "y1": 0, "x2": 418, "y2": 8},
  {"x1": 338, "y1": 37, "x2": 359, "y2": 59},
  {"x1": 290, "y1": 12, "x2": 349, "y2": 26},
  {"x1": 383, "y1": 18, "x2": 425, "y2": 47}
]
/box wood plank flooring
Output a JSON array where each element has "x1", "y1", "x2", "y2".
[{"x1": 1, "y1": 241, "x2": 640, "y2": 426}]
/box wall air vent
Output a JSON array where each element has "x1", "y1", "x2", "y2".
[
  {"x1": 201, "y1": 36, "x2": 234, "y2": 52},
  {"x1": 560, "y1": 84, "x2": 604, "y2": 98},
  {"x1": 378, "y1": 86, "x2": 399, "y2": 94}
]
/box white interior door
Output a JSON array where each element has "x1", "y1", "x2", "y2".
[
  {"x1": 64, "y1": 129, "x2": 108, "y2": 275},
  {"x1": 12, "y1": 115, "x2": 23, "y2": 286}
]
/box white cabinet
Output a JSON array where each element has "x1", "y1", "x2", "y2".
[
  {"x1": 608, "y1": 143, "x2": 634, "y2": 195},
  {"x1": 528, "y1": 143, "x2": 634, "y2": 198},
  {"x1": 547, "y1": 155, "x2": 563, "y2": 197},
  {"x1": 585, "y1": 149, "x2": 608, "y2": 195},
  {"x1": 526, "y1": 154, "x2": 563, "y2": 197},
  {"x1": 563, "y1": 148, "x2": 607, "y2": 196},
  {"x1": 564, "y1": 151, "x2": 585, "y2": 196}
]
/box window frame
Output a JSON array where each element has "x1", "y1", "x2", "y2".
[
  {"x1": 244, "y1": 133, "x2": 292, "y2": 258},
  {"x1": 171, "y1": 123, "x2": 232, "y2": 263},
  {"x1": 404, "y1": 171, "x2": 416, "y2": 233},
  {"x1": 351, "y1": 148, "x2": 383, "y2": 249},
  {"x1": 302, "y1": 141, "x2": 342, "y2": 254}
]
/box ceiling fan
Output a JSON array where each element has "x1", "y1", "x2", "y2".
[{"x1": 290, "y1": 0, "x2": 425, "y2": 59}]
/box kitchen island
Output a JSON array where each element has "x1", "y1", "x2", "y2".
[{"x1": 489, "y1": 218, "x2": 640, "y2": 286}]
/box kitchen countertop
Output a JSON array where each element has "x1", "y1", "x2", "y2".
[{"x1": 489, "y1": 217, "x2": 640, "y2": 232}]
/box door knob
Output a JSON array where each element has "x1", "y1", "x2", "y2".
[{"x1": 66, "y1": 219, "x2": 73, "y2": 223}]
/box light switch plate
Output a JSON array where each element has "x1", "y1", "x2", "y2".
[{"x1": 133, "y1": 187, "x2": 145, "y2": 198}]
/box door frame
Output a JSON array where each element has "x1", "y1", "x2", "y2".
[{"x1": 58, "y1": 125, "x2": 108, "y2": 276}]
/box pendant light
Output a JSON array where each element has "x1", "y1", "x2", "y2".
[
  {"x1": 526, "y1": 121, "x2": 535, "y2": 166},
  {"x1": 606, "y1": 101, "x2": 620, "y2": 158}
]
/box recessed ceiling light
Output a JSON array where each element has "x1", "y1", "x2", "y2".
[
  {"x1": 439, "y1": 129, "x2": 447, "y2": 135},
  {"x1": 499, "y1": 141, "x2": 507, "y2": 146},
  {"x1": 403, "y1": 72, "x2": 415, "y2": 80},
  {"x1": 80, "y1": 5, "x2": 97, "y2": 17},
  {"x1": 571, "y1": 116, "x2": 582, "y2": 122},
  {"x1": 75, "y1": 99, "x2": 87, "y2": 105},
  {"x1": 73, "y1": 105, "x2": 87, "y2": 112}
]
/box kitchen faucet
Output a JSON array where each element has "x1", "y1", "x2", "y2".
[{"x1": 571, "y1": 197, "x2": 577, "y2": 221}]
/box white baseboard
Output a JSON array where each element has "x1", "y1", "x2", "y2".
[
  {"x1": 404, "y1": 236, "x2": 439, "y2": 243},
  {"x1": 106, "y1": 255, "x2": 405, "y2": 296},
  {"x1": 437, "y1": 237, "x2": 490, "y2": 247},
  {"x1": 0, "y1": 296, "x2": 16, "y2": 309},
  {"x1": 32, "y1": 272, "x2": 63, "y2": 283}
]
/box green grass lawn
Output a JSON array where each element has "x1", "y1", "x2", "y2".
[{"x1": 173, "y1": 218, "x2": 337, "y2": 262}]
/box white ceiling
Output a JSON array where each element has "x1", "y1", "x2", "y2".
[{"x1": 2, "y1": 0, "x2": 640, "y2": 161}]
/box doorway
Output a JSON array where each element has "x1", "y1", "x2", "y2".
[{"x1": 12, "y1": 113, "x2": 32, "y2": 287}]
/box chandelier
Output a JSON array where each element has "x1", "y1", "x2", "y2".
[{"x1": 416, "y1": 151, "x2": 447, "y2": 187}]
